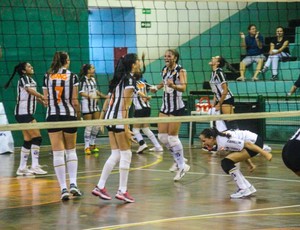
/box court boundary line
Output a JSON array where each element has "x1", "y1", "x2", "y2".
[{"x1": 83, "y1": 204, "x2": 300, "y2": 230}]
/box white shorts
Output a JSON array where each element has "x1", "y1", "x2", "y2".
[{"x1": 242, "y1": 54, "x2": 265, "y2": 66}]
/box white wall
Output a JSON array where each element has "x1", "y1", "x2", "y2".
[{"x1": 88, "y1": 0, "x2": 248, "y2": 64}]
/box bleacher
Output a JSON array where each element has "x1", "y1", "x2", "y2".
[{"x1": 225, "y1": 19, "x2": 300, "y2": 82}]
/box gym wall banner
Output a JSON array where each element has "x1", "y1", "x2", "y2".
[{"x1": 0, "y1": 102, "x2": 14, "y2": 154}]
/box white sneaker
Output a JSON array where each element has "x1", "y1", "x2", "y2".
[
  {"x1": 230, "y1": 188, "x2": 252, "y2": 199},
  {"x1": 249, "y1": 185, "x2": 257, "y2": 195},
  {"x1": 149, "y1": 146, "x2": 163, "y2": 152},
  {"x1": 169, "y1": 158, "x2": 188, "y2": 172},
  {"x1": 169, "y1": 162, "x2": 178, "y2": 172},
  {"x1": 263, "y1": 144, "x2": 272, "y2": 152},
  {"x1": 16, "y1": 167, "x2": 34, "y2": 176},
  {"x1": 136, "y1": 143, "x2": 148, "y2": 154},
  {"x1": 30, "y1": 165, "x2": 48, "y2": 175},
  {"x1": 174, "y1": 164, "x2": 190, "y2": 181}
]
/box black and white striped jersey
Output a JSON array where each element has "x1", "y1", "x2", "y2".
[
  {"x1": 133, "y1": 80, "x2": 150, "y2": 110},
  {"x1": 14, "y1": 75, "x2": 37, "y2": 116},
  {"x1": 105, "y1": 75, "x2": 136, "y2": 129},
  {"x1": 43, "y1": 68, "x2": 79, "y2": 117},
  {"x1": 209, "y1": 68, "x2": 233, "y2": 101},
  {"x1": 216, "y1": 130, "x2": 258, "y2": 152},
  {"x1": 79, "y1": 76, "x2": 100, "y2": 114},
  {"x1": 160, "y1": 64, "x2": 185, "y2": 113},
  {"x1": 290, "y1": 128, "x2": 300, "y2": 141}
]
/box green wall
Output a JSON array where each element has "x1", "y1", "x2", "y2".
[{"x1": 0, "y1": 0, "x2": 89, "y2": 146}]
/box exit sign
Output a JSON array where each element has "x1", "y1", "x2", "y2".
[
  {"x1": 142, "y1": 8, "x2": 151, "y2": 14},
  {"x1": 141, "y1": 21, "x2": 151, "y2": 28}
]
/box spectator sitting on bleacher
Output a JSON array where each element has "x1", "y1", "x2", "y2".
[
  {"x1": 237, "y1": 24, "x2": 265, "y2": 82},
  {"x1": 260, "y1": 26, "x2": 290, "y2": 81}
]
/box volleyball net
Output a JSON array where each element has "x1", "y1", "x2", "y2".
[{"x1": 0, "y1": 0, "x2": 300, "y2": 146}]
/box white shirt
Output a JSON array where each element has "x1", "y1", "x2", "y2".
[{"x1": 216, "y1": 130, "x2": 258, "y2": 152}]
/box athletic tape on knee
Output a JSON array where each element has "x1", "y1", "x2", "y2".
[
  {"x1": 119, "y1": 150, "x2": 132, "y2": 170},
  {"x1": 221, "y1": 158, "x2": 235, "y2": 174},
  {"x1": 132, "y1": 128, "x2": 140, "y2": 135},
  {"x1": 84, "y1": 126, "x2": 92, "y2": 137},
  {"x1": 168, "y1": 135, "x2": 181, "y2": 148},
  {"x1": 65, "y1": 148, "x2": 78, "y2": 162},
  {"x1": 91, "y1": 126, "x2": 100, "y2": 136},
  {"x1": 142, "y1": 127, "x2": 154, "y2": 138},
  {"x1": 158, "y1": 133, "x2": 169, "y2": 145}
]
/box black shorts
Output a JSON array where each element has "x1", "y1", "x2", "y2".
[
  {"x1": 160, "y1": 107, "x2": 186, "y2": 116},
  {"x1": 82, "y1": 111, "x2": 100, "y2": 116},
  {"x1": 282, "y1": 140, "x2": 300, "y2": 173},
  {"x1": 46, "y1": 115, "x2": 77, "y2": 133},
  {"x1": 106, "y1": 126, "x2": 124, "y2": 133},
  {"x1": 245, "y1": 136, "x2": 263, "y2": 158},
  {"x1": 134, "y1": 107, "x2": 151, "y2": 118},
  {"x1": 15, "y1": 114, "x2": 35, "y2": 123},
  {"x1": 216, "y1": 97, "x2": 234, "y2": 106}
]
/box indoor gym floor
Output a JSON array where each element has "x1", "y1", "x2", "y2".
[{"x1": 0, "y1": 138, "x2": 299, "y2": 230}]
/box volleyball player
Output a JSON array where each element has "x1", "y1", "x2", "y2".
[
  {"x1": 132, "y1": 53, "x2": 163, "y2": 154},
  {"x1": 209, "y1": 55, "x2": 238, "y2": 130},
  {"x1": 92, "y1": 53, "x2": 140, "y2": 203},
  {"x1": 79, "y1": 64, "x2": 108, "y2": 155},
  {"x1": 4, "y1": 62, "x2": 47, "y2": 176},
  {"x1": 150, "y1": 49, "x2": 190, "y2": 181},
  {"x1": 199, "y1": 127, "x2": 272, "y2": 198},
  {"x1": 282, "y1": 128, "x2": 300, "y2": 176},
  {"x1": 43, "y1": 51, "x2": 82, "y2": 201}
]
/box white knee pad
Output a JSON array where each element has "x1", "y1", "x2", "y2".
[
  {"x1": 53, "y1": 150, "x2": 65, "y2": 166},
  {"x1": 168, "y1": 135, "x2": 181, "y2": 148},
  {"x1": 119, "y1": 150, "x2": 132, "y2": 170},
  {"x1": 158, "y1": 133, "x2": 169, "y2": 145},
  {"x1": 142, "y1": 127, "x2": 154, "y2": 138},
  {"x1": 65, "y1": 148, "x2": 78, "y2": 162}
]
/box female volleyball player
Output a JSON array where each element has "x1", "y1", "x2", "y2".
[
  {"x1": 132, "y1": 53, "x2": 163, "y2": 154},
  {"x1": 92, "y1": 53, "x2": 140, "y2": 203},
  {"x1": 199, "y1": 127, "x2": 272, "y2": 198},
  {"x1": 150, "y1": 49, "x2": 190, "y2": 181},
  {"x1": 79, "y1": 64, "x2": 108, "y2": 155},
  {"x1": 282, "y1": 128, "x2": 300, "y2": 176},
  {"x1": 43, "y1": 51, "x2": 82, "y2": 201},
  {"x1": 209, "y1": 55, "x2": 238, "y2": 130},
  {"x1": 5, "y1": 62, "x2": 47, "y2": 176}
]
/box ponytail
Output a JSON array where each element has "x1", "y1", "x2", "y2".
[
  {"x1": 109, "y1": 53, "x2": 137, "y2": 92},
  {"x1": 79, "y1": 64, "x2": 91, "y2": 80},
  {"x1": 48, "y1": 51, "x2": 69, "y2": 74},
  {"x1": 141, "y1": 53, "x2": 146, "y2": 74},
  {"x1": 5, "y1": 62, "x2": 27, "y2": 89},
  {"x1": 201, "y1": 127, "x2": 231, "y2": 139}
]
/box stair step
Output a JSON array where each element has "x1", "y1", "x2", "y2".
[{"x1": 228, "y1": 81, "x2": 294, "y2": 96}]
